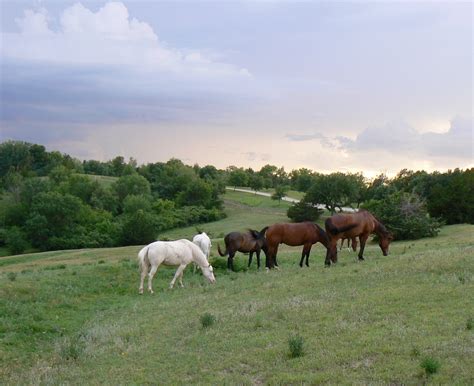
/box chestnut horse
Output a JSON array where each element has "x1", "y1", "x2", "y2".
[
  {"x1": 263, "y1": 222, "x2": 329, "y2": 269},
  {"x1": 217, "y1": 228, "x2": 267, "y2": 271},
  {"x1": 325, "y1": 210, "x2": 393, "y2": 266},
  {"x1": 340, "y1": 237, "x2": 357, "y2": 251}
]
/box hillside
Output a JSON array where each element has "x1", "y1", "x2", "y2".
[{"x1": 0, "y1": 192, "x2": 473, "y2": 383}]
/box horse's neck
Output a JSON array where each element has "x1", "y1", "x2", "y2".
[
  {"x1": 192, "y1": 247, "x2": 208, "y2": 268},
  {"x1": 316, "y1": 225, "x2": 329, "y2": 247},
  {"x1": 374, "y1": 219, "x2": 386, "y2": 237}
]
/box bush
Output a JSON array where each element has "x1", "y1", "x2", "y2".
[
  {"x1": 287, "y1": 201, "x2": 323, "y2": 222},
  {"x1": 120, "y1": 210, "x2": 158, "y2": 245},
  {"x1": 420, "y1": 356, "x2": 440, "y2": 375},
  {"x1": 200, "y1": 313, "x2": 216, "y2": 328},
  {"x1": 362, "y1": 192, "x2": 442, "y2": 240},
  {"x1": 4, "y1": 226, "x2": 29, "y2": 255},
  {"x1": 288, "y1": 334, "x2": 304, "y2": 358}
]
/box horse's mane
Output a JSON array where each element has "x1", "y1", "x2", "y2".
[
  {"x1": 375, "y1": 219, "x2": 390, "y2": 237},
  {"x1": 312, "y1": 223, "x2": 329, "y2": 246}
]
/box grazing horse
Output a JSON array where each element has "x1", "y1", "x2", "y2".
[
  {"x1": 263, "y1": 222, "x2": 329, "y2": 269},
  {"x1": 138, "y1": 239, "x2": 216, "y2": 294},
  {"x1": 339, "y1": 237, "x2": 358, "y2": 251},
  {"x1": 192, "y1": 231, "x2": 212, "y2": 272},
  {"x1": 325, "y1": 210, "x2": 393, "y2": 266},
  {"x1": 217, "y1": 228, "x2": 267, "y2": 270}
]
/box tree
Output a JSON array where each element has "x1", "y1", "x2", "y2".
[
  {"x1": 363, "y1": 191, "x2": 442, "y2": 240},
  {"x1": 271, "y1": 185, "x2": 288, "y2": 204},
  {"x1": 120, "y1": 210, "x2": 158, "y2": 245},
  {"x1": 249, "y1": 175, "x2": 264, "y2": 194},
  {"x1": 228, "y1": 168, "x2": 248, "y2": 189},
  {"x1": 289, "y1": 168, "x2": 315, "y2": 192},
  {"x1": 112, "y1": 173, "x2": 151, "y2": 203},
  {"x1": 287, "y1": 201, "x2": 322, "y2": 222},
  {"x1": 304, "y1": 173, "x2": 363, "y2": 214}
]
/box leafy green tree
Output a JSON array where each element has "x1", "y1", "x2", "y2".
[
  {"x1": 112, "y1": 173, "x2": 151, "y2": 203},
  {"x1": 4, "y1": 226, "x2": 29, "y2": 255},
  {"x1": 120, "y1": 210, "x2": 158, "y2": 245},
  {"x1": 249, "y1": 174, "x2": 264, "y2": 194},
  {"x1": 123, "y1": 194, "x2": 152, "y2": 215},
  {"x1": 62, "y1": 174, "x2": 100, "y2": 205},
  {"x1": 304, "y1": 173, "x2": 363, "y2": 214},
  {"x1": 0, "y1": 141, "x2": 31, "y2": 176},
  {"x1": 271, "y1": 185, "x2": 289, "y2": 204},
  {"x1": 287, "y1": 201, "x2": 322, "y2": 222},
  {"x1": 176, "y1": 179, "x2": 213, "y2": 208},
  {"x1": 228, "y1": 168, "x2": 248, "y2": 189},
  {"x1": 289, "y1": 168, "x2": 315, "y2": 192},
  {"x1": 363, "y1": 191, "x2": 442, "y2": 240},
  {"x1": 258, "y1": 164, "x2": 278, "y2": 188},
  {"x1": 48, "y1": 165, "x2": 72, "y2": 185}
]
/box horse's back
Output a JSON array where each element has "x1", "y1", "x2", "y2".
[
  {"x1": 267, "y1": 222, "x2": 318, "y2": 245},
  {"x1": 146, "y1": 240, "x2": 195, "y2": 266}
]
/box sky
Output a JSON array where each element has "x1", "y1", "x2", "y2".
[{"x1": 0, "y1": 0, "x2": 472, "y2": 177}]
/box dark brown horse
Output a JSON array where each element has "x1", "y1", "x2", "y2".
[
  {"x1": 217, "y1": 228, "x2": 267, "y2": 271},
  {"x1": 325, "y1": 210, "x2": 393, "y2": 265},
  {"x1": 263, "y1": 222, "x2": 329, "y2": 269}
]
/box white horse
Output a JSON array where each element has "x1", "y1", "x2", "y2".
[
  {"x1": 193, "y1": 232, "x2": 212, "y2": 260},
  {"x1": 138, "y1": 239, "x2": 216, "y2": 294}
]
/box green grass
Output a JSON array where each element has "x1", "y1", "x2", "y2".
[
  {"x1": 0, "y1": 223, "x2": 473, "y2": 384},
  {"x1": 77, "y1": 173, "x2": 118, "y2": 188}
]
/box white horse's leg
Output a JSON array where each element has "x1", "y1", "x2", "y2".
[
  {"x1": 178, "y1": 270, "x2": 184, "y2": 288},
  {"x1": 170, "y1": 264, "x2": 186, "y2": 289},
  {"x1": 148, "y1": 264, "x2": 159, "y2": 294},
  {"x1": 139, "y1": 266, "x2": 148, "y2": 294}
]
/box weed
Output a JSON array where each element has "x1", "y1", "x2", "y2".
[
  {"x1": 410, "y1": 347, "x2": 420, "y2": 357},
  {"x1": 98, "y1": 260, "x2": 105, "y2": 264},
  {"x1": 200, "y1": 312, "x2": 216, "y2": 328},
  {"x1": 7, "y1": 272, "x2": 17, "y2": 281},
  {"x1": 466, "y1": 317, "x2": 473, "y2": 330},
  {"x1": 288, "y1": 334, "x2": 304, "y2": 358},
  {"x1": 420, "y1": 356, "x2": 440, "y2": 375},
  {"x1": 59, "y1": 336, "x2": 83, "y2": 361}
]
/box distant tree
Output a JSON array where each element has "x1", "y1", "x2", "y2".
[
  {"x1": 176, "y1": 179, "x2": 213, "y2": 208},
  {"x1": 363, "y1": 191, "x2": 442, "y2": 240},
  {"x1": 249, "y1": 175, "x2": 264, "y2": 194},
  {"x1": 287, "y1": 201, "x2": 322, "y2": 222},
  {"x1": 258, "y1": 164, "x2": 278, "y2": 188},
  {"x1": 289, "y1": 168, "x2": 315, "y2": 192},
  {"x1": 123, "y1": 194, "x2": 152, "y2": 215},
  {"x1": 112, "y1": 174, "x2": 151, "y2": 203},
  {"x1": 271, "y1": 185, "x2": 289, "y2": 204},
  {"x1": 228, "y1": 168, "x2": 248, "y2": 189},
  {"x1": 304, "y1": 173, "x2": 363, "y2": 214},
  {"x1": 4, "y1": 226, "x2": 29, "y2": 255},
  {"x1": 120, "y1": 210, "x2": 158, "y2": 245}
]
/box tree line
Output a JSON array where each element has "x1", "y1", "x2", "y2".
[{"x1": 0, "y1": 140, "x2": 472, "y2": 254}]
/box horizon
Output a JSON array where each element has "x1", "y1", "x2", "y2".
[{"x1": 1, "y1": 1, "x2": 472, "y2": 177}]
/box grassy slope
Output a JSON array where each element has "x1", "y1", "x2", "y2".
[{"x1": 0, "y1": 193, "x2": 473, "y2": 384}]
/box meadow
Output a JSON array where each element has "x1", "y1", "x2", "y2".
[{"x1": 0, "y1": 191, "x2": 473, "y2": 384}]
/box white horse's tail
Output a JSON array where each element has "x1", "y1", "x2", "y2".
[{"x1": 138, "y1": 245, "x2": 150, "y2": 272}]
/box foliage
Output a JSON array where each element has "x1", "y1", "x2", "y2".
[
  {"x1": 112, "y1": 173, "x2": 151, "y2": 203},
  {"x1": 200, "y1": 313, "x2": 216, "y2": 328},
  {"x1": 228, "y1": 167, "x2": 249, "y2": 188},
  {"x1": 288, "y1": 334, "x2": 304, "y2": 358},
  {"x1": 4, "y1": 226, "x2": 29, "y2": 255},
  {"x1": 287, "y1": 201, "x2": 322, "y2": 222},
  {"x1": 119, "y1": 209, "x2": 158, "y2": 245},
  {"x1": 304, "y1": 172, "x2": 365, "y2": 214},
  {"x1": 271, "y1": 185, "x2": 289, "y2": 203},
  {"x1": 420, "y1": 357, "x2": 440, "y2": 375},
  {"x1": 362, "y1": 191, "x2": 442, "y2": 240}
]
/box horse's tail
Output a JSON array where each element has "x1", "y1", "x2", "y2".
[
  {"x1": 217, "y1": 243, "x2": 228, "y2": 257},
  {"x1": 138, "y1": 245, "x2": 150, "y2": 272},
  {"x1": 259, "y1": 226, "x2": 269, "y2": 237},
  {"x1": 325, "y1": 218, "x2": 358, "y2": 235}
]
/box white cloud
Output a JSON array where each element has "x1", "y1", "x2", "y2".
[{"x1": 2, "y1": 2, "x2": 250, "y2": 78}]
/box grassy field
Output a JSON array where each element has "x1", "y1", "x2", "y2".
[{"x1": 1, "y1": 192, "x2": 473, "y2": 384}]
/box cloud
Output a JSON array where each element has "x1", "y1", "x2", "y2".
[
  {"x1": 243, "y1": 151, "x2": 271, "y2": 162},
  {"x1": 3, "y1": 2, "x2": 250, "y2": 78}
]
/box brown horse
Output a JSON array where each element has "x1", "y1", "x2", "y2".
[
  {"x1": 325, "y1": 210, "x2": 393, "y2": 266},
  {"x1": 339, "y1": 237, "x2": 357, "y2": 251},
  {"x1": 263, "y1": 222, "x2": 329, "y2": 269},
  {"x1": 217, "y1": 228, "x2": 267, "y2": 271}
]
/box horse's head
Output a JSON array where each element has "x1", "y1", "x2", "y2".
[
  {"x1": 379, "y1": 233, "x2": 394, "y2": 256},
  {"x1": 202, "y1": 265, "x2": 216, "y2": 284}
]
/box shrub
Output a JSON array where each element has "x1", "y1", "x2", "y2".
[
  {"x1": 200, "y1": 313, "x2": 216, "y2": 328},
  {"x1": 420, "y1": 356, "x2": 440, "y2": 375},
  {"x1": 287, "y1": 201, "x2": 322, "y2": 222},
  {"x1": 4, "y1": 226, "x2": 29, "y2": 255},
  {"x1": 467, "y1": 317, "x2": 473, "y2": 330},
  {"x1": 363, "y1": 191, "x2": 442, "y2": 240},
  {"x1": 7, "y1": 272, "x2": 17, "y2": 281},
  {"x1": 288, "y1": 334, "x2": 304, "y2": 358}
]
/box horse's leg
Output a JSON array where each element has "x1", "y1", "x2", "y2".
[
  {"x1": 272, "y1": 245, "x2": 279, "y2": 269},
  {"x1": 178, "y1": 270, "x2": 185, "y2": 288},
  {"x1": 358, "y1": 234, "x2": 369, "y2": 261},
  {"x1": 256, "y1": 250, "x2": 261, "y2": 269},
  {"x1": 248, "y1": 251, "x2": 253, "y2": 267},
  {"x1": 170, "y1": 264, "x2": 187, "y2": 289},
  {"x1": 147, "y1": 264, "x2": 159, "y2": 294},
  {"x1": 139, "y1": 259, "x2": 149, "y2": 294},
  {"x1": 305, "y1": 245, "x2": 312, "y2": 267},
  {"x1": 351, "y1": 237, "x2": 357, "y2": 252},
  {"x1": 228, "y1": 251, "x2": 236, "y2": 271}
]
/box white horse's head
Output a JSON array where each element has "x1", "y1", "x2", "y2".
[{"x1": 202, "y1": 265, "x2": 216, "y2": 284}]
